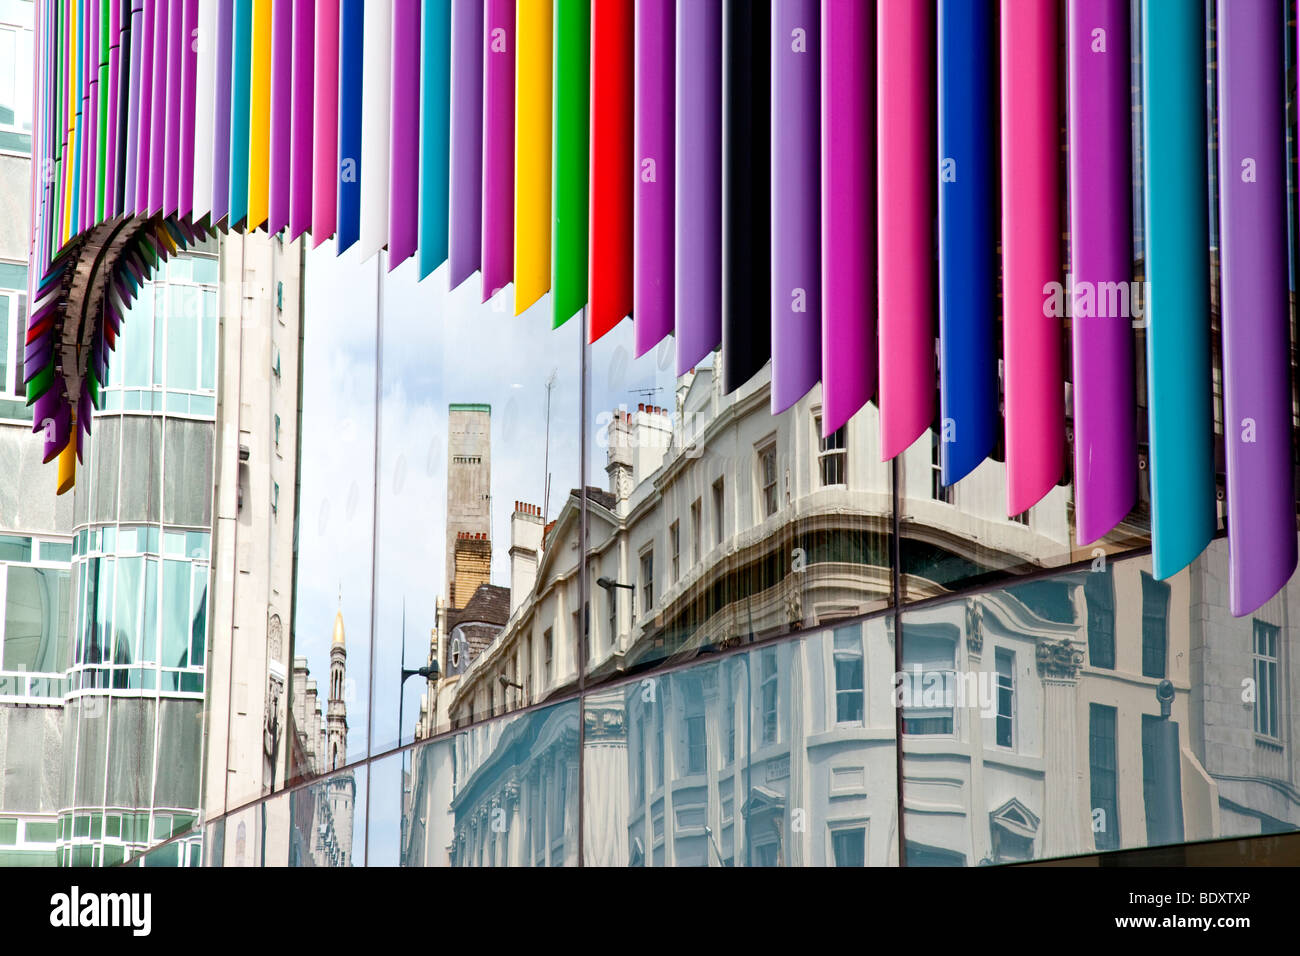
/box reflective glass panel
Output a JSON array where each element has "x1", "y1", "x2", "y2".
[{"x1": 899, "y1": 541, "x2": 1300, "y2": 865}]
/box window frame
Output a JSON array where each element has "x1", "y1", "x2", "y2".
[
  {"x1": 930, "y1": 429, "x2": 954, "y2": 504},
  {"x1": 690, "y1": 499, "x2": 702, "y2": 564},
  {"x1": 756, "y1": 439, "x2": 779, "y2": 520},
  {"x1": 995, "y1": 648, "x2": 1015, "y2": 749},
  {"x1": 669, "y1": 520, "x2": 680, "y2": 584},
  {"x1": 0, "y1": 287, "x2": 24, "y2": 400},
  {"x1": 712, "y1": 478, "x2": 725, "y2": 547},
  {"x1": 815, "y1": 414, "x2": 848, "y2": 488},
  {"x1": 1085, "y1": 567, "x2": 1116, "y2": 669},
  {"x1": 1252, "y1": 619, "x2": 1281, "y2": 741},
  {"x1": 607, "y1": 586, "x2": 617, "y2": 649},
  {"x1": 0, "y1": 18, "x2": 35, "y2": 155},
  {"x1": 639, "y1": 547, "x2": 655, "y2": 618},
  {"x1": 832, "y1": 627, "x2": 865, "y2": 726},
  {"x1": 1089, "y1": 703, "x2": 1121, "y2": 851},
  {"x1": 827, "y1": 821, "x2": 868, "y2": 867},
  {"x1": 900, "y1": 630, "x2": 958, "y2": 737},
  {"x1": 760, "y1": 648, "x2": 779, "y2": 744}
]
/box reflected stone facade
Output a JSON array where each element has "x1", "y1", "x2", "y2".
[{"x1": 403, "y1": 701, "x2": 580, "y2": 867}]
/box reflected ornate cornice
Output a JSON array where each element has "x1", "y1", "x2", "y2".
[
  {"x1": 965, "y1": 599, "x2": 984, "y2": 655},
  {"x1": 1035, "y1": 638, "x2": 1084, "y2": 680},
  {"x1": 584, "y1": 705, "x2": 627, "y2": 742}
]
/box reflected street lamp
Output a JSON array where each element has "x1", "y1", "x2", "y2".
[{"x1": 498, "y1": 673, "x2": 524, "y2": 709}]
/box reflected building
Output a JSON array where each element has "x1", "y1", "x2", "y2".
[
  {"x1": 282, "y1": 607, "x2": 355, "y2": 867},
  {"x1": 418, "y1": 404, "x2": 499, "y2": 737},
  {"x1": 402, "y1": 354, "x2": 1300, "y2": 866},
  {"x1": 595, "y1": 619, "x2": 898, "y2": 867},
  {"x1": 403, "y1": 700, "x2": 580, "y2": 867},
  {"x1": 444, "y1": 403, "x2": 492, "y2": 611},
  {"x1": 444, "y1": 363, "x2": 1071, "y2": 728}
]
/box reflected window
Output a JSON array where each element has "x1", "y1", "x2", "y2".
[
  {"x1": 902, "y1": 630, "x2": 957, "y2": 736},
  {"x1": 1140, "y1": 572, "x2": 1170, "y2": 678},
  {"x1": 995, "y1": 649, "x2": 1015, "y2": 748},
  {"x1": 685, "y1": 684, "x2": 706, "y2": 775},
  {"x1": 1089, "y1": 704, "x2": 1120, "y2": 851},
  {"x1": 670, "y1": 521, "x2": 680, "y2": 583},
  {"x1": 817, "y1": 416, "x2": 847, "y2": 487},
  {"x1": 0, "y1": 17, "x2": 35, "y2": 147},
  {"x1": 0, "y1": 291, "x2": 25, "y2": 399},
  {"x1": 725, "y1": 664, "x2": 737, "y2": 765},
  {"x1": 712, "y1": 478, "x2": 725, "y2": 546},
  {"x1": 690, "y1": 500, "x2": 702, "y2": 564},
  {"x1": 833, "y1": 627, "x2": 864, "y2": 725},
  {"x1": 654, "y1": 698, "x2": 665, "y2": 789},
  {"x1": 831, "y1": 826, "x2": 866, "y2": 867},
  {"x1": 2, "y1": 565, "x2": 71, "y2": 678},
  {"x1": 640, "y1": 549, "x2": 654, "y2": 616},
  {"x1": 524, "y1": 633, "x2": 533, "y2": 702},
  {"x1": 757, "y1": 441, "x2": 778, "y2": 518},
  {"x1": 1085, "y1": 567, "x2": 1116, "y2": 669},
  {"x1": 1253, "y1": 620, "x2": 1280, "y2": 739},
  {"x1": 607, "y1": 590, "x2": 617, "y2": 649},
  {"x1": 631, "y1": 711, "x2": 644, "y2": 803},
  {"x1": 578, "y1": 601, "x2": 590, "y2": 669},
  {"x1": 761, "y1": 649, "x2": 779, "y2": 744},
  {"x1": 906, "y1": 841, "x2": 965, "y2": 867}
]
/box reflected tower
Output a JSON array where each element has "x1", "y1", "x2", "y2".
[
  {"x1": 325, "y1": 602, "x2": 354, "y2": 866},
  {"x1": 445, "y1": 404, "x2": 492, "y2": 610},
  {"x1": 327, "y1": 602, "x2": 348, "y2": 770}
]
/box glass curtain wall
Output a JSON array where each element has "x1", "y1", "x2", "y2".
[{"x1": 60, "y1": 250, "x2": 218, "y2": 868}]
